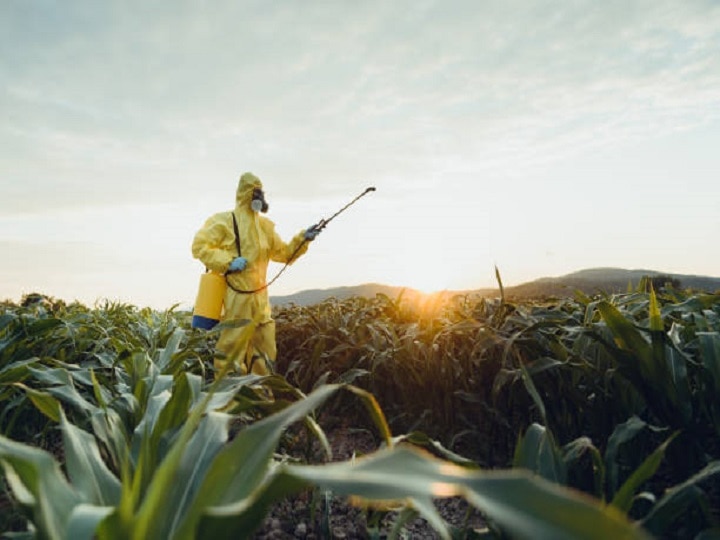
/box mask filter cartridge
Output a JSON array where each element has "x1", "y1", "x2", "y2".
[{"x1": 251, "y1": 189, "x2": 269, "y2": 213}]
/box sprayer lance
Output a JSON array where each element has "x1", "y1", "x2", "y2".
[
  {"x1": 229, "y1": 186, "x2": 376, "y2": 294},
  {"x1": 314, "y1": 186, "x2": 376, "y2": 231}
]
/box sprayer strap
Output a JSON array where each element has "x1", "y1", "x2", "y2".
[
  {"x1": 227, "y1": 210, "x2": 265, "y2": 295},
  {"x1": 231, "y1": 212, "x2": 241, "y2": 256}
]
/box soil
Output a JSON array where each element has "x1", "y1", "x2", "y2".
[{"x1": 249, "y1": 418, "x2": 488, "y2": 540}]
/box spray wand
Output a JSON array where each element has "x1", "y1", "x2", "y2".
[
  {"x1": 308, "y1": 186, "x2": 376, "y2": 233},
  {"x1": 228, "y1": 186, "x2": 376, "y2": 294}
]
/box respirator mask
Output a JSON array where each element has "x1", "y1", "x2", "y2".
[{"x1": 251, "y1": 188, "x2": 269, "y2": 213}]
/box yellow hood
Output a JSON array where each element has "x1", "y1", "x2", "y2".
[{"x1": 236, "y1": 172, "x2": 263, "y2": 211}]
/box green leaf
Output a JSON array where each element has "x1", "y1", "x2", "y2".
[
  {"x1": 526, "y1": 356, "x2": 565, "y2": 376},
  {"x1": 604, "y1": 416, "x2": 649, "y2": 498},
  {"x1": 518, "y1": 361, "x2": 548, "y2": 426},
  {"x1": 661, "y1": 344, "x2": 692, "y2": 424},
  {"x1": 597, "y1": 301, "x2": 652, "y2": 369},
  {"x1": 90, "y1": 368, "x2": 108, "y2": 409},
  {"x1": 495, "y1": 265, "x2": 505, "y2": 304},
  {"x1": 0, "y1": 358, "x2": 39, "y2": 384},
  {"x1": 131, "y1": 390, "x2": 171, "y2": 462},
  {"x1": 61, "y1": 410, "x2": 122, "y2": 506},
  {"x1": 46, "y1": 381, "x2": 98, "y2": 417},
  {"x1": 610, "y1": 431, "x2": 679, "y2": 512},
  {"x1": 393, "y1": 431, "x2": 478, "y2": 467},
  {"x1": 344, "y1": 384, "x2": 392, "y2": 447},
  {"x1": 66, "y1": 504, "x2": 115, "y2": 540},
  {"x1": 28, "y1": 366, "x2": 74, "y2": 386},
  {"x1": 0, "y1": 434, "x2": 82, "y2": 540},
  {"x1": 156, "y1": 328, "x2": 184, "y2": 372},
  {"x1": 90, "y1": 408, "x2": 130, "y2": 475},
  {"x1": 163, "y1": 412, "x2": 232, "y2": 538},
  {"x1": 698, "y1": 332, "x2": 720, "y2": 391},
  {"x1": 14, "y1": 382, "x2": 62, "y2": 422},
  {"x1": 513, "y1": 423, "x2": 566, "y2": 485},
  {"x1": 562, "y1": 437, "x2": 604, "y2": 500},
  {"x1": 132, "y1": 315, "x2": 261, "y2": 540},
  {"x1": 203, "y1": 446, "x2": 649, "y2": 540},
  {"x1": 177, "y1": 384, "x2": 345, "y2": 539},
  {"x1": 149, "y1": 372, "x2": 194, "y2": 458},
  {"x1": 642, "y1": 460, "x2": 720, "y2": 535},
  {"x1": 648, "y1": 289, "x2": 663, "y2": 332}
]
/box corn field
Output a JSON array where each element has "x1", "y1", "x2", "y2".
[{"x1": 1, "y1": 283, "x2": 719, "y2": 539}]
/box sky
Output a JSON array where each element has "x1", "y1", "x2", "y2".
[{"x1": 1, "y1": 0, "x2": 719, "y2": 309}]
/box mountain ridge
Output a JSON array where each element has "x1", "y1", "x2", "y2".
[{"x1": 271, "y1": 268, "x2": 720, "y2": 306}]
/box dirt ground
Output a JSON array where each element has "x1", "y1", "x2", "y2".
[{"x1": 250, "y1": 421, "x2": 488, "y2": 540}]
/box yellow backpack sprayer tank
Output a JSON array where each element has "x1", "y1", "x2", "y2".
[{"x1": 191, "y1": 271, "x2": 226, "y2": 329}]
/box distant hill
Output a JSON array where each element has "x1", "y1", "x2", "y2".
[
  {"x1": 271, "y1": 268, "x2": 720, "y2": 306},
  {"x1": 507, "y1": 268, "x2": 720, "y2": 298},
  {"x1": 271, "y1": 283, "x2": 417, "y2": 306}
]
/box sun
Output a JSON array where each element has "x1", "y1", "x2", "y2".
[
  {"x1": 409, "y1": 280, "x2": 446, "y2": 295},
  {"x1": 396, "y1": 269, "x2": 454, "y2": 295}
]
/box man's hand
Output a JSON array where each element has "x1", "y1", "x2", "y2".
[
  {"x1": 227, "y1": 256, "x2": 248, "y2": 273},
  {"x1": 304, "y1": 224, "x2": 322, "y2": 241}
]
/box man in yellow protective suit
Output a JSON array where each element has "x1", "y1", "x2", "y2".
[{"x1": 192, "y1": 172, "x2": 320, "y2": 375}]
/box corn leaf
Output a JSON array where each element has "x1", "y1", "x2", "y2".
[
  {"x1": 518, "y1": 361, "x2": 548, "y2": 426},
  {"x1": 648, "y1": 289, "x2": 663, "y2": 332},
  {"x1": 513, "y1": 423, "x2": 566, "y2": 485},
  {"x1": 698, "y1": 332, "x2": 720, "y2": 391},
  {"x1": 66, "y1": 504, "x2": 115, "y2": 540},
  {"x1": 641, "y1": 460, "x2": 720, "y2": 535},
  {"x1": 202, "y1": 446, "x2": 649, "y2": 540},
  {"x1": 14, "y1": 382, "x2": 62, "y2": 422},
  {"x1": 604, "y1": 416, "x2": 649, "y2": 498},
  {"x1": 0, "y1": 358, "x2": 39, "y2": 384},
  {"x1": 562, "y1": 437, "x2": 604, "y2": 500},
  {"x1": 46, "y1": 381, "x2": 98, "y2": 417},
  {"x1": 27, "y1": 366, "x2": 74, "y2": 386},
  {"x1": 162, "y1": 411, "x2": 232, "y2": 538},
  {"x1": 610, "y1": 431, "x2": 679, "y2": 512},
  {"x1": 177, "y1": 383, "x2": 345, "y2": 539},
  {"x1": 344, "y1": 384, "x2": 392, "y2": 446},
  {"x1": 597, "y1": 301, "x2": 652, "y2": 368},
  {"x1": 0, "y1": 434, "x2": 81, "y2": 540},
  {"x1": 90, "y1": 368, "x2": 108, "y2": 409},
  {"x1": 156, "y1": 328, "x2": 184, "y2": 372},
  {"x1": 130, "y1": 316, "x2": 259, "y2": 540},
  {"x1": 60, "y1": 409, "x2": 122, "y2": 506},
  {"x1": 90, "y1": 408, "x2": 129, "y2": 475}
]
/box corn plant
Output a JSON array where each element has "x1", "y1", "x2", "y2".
[
  {"x1": 3, "y1": 287, "x2": 719, "y2": 538},
  {"x1": 0, "y1": 300, "x2": 647, "y2": 539},
  {"x1": 275, "y1": 289, "x2": 720, "y2": 468},
  {"x1": 1, "y1": 298, "x2": 207, "y2": 440},
  {"x1": 272, "y1": 287, "x2": 720, "y2": 532},
  {"x1": 513, "y1": 418, "x2": 720, "y2": 538},
  {"x1": 513, "y1": 337, "x2": 720, "y2": 539},
  {"x1": 1, "y1": 376, "x2": 654, "y2": 540},
  {"x1": 581, "y1": 290, "x2": 720, "y2": 480}
]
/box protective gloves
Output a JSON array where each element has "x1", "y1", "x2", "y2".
[
  {"x1": 304, "y1": 224, "x2": 322, "y2": 241},
  {"x1": 227, "y1": 256, "x2": 248, "y2": 273}
]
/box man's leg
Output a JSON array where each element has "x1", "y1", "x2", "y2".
[{"x1": 246, "y1": 320, "x2": 277, "y2": 375}]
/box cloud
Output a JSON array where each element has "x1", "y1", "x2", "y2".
[{"x1": 2, "y1": 0, "x2": 719, "y2": 210}]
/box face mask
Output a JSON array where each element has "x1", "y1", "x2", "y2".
[{"x1": 251, "y1": 188, "x2": 269, "y2": 213}]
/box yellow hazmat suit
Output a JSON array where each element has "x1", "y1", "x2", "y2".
[{"x1": 191, "y1": 173, "x2": 310, "y2": 375}]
